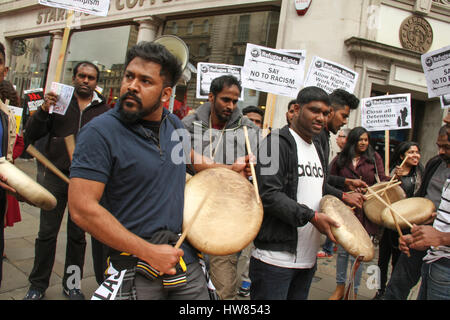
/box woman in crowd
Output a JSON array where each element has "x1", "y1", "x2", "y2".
[
  {"x1": 328, "y1": 126, "x2": 390, "y2": 300},
  {"x1": 373, "y1": 141, "x2": 423, "y2": 299}
]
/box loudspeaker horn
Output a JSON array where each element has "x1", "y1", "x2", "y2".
[{"x1": 154, "y1": 35, "x2": 189, "y2": 71}]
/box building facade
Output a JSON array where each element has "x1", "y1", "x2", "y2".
[{"x1": 0, "y1": 0, "x2": 449, "y2": 163}]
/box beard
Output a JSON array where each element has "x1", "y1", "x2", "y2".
[
  {"x1": 118, "y1": 91, "x2": 162, "y2": 125},
  {"x1": 212, "y1": 99, "x2": 232, "y2": 123},
  {"x1": 75, "y1": 85, "x2": 94, "y2": 99}
]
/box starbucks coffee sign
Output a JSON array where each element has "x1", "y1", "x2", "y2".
[{"x1": 399, "y1": 15, "x2": 433, "y2": 53}]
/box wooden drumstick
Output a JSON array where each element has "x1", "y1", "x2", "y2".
[
  {"x1": 26, "y1": 144, "x2": 70, "y2": 184},
  {"x1": 175, "y1": 195, "x2": 209, "y2": 250},
  {"x1": 64, "y1": 135, "x2": 76, "y2": 162},
  {"x1": 365, "y1": 180, "x2": 402, "y2": 200},
  {"x1": 366, "y1": 186, "x2": 413, "y2": 228},
  {"x1": 383, "y1": 155, "x2": 410, "y2": 197},
  {"x1": 243, "y1": 126, "x2": 260, "y2": 204}
]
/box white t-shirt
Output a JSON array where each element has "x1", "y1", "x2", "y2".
[{"x1": 253, "y1": 129, "x2": 324, "y2": 268}]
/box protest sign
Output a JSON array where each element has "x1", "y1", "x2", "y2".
[
  {"x1": 241, "y1": 44, "x2": 306, "y2": 98},
  {"x1": 421, "y1": 45, "x2": 450, "y2": 98},
  {"x1": 361, "y1": 93, "x2": 411, "y2": 132},
  {"x1": 304, "y1": 56, "x2": 358, "y2": 94},
  {"x1": 196, "y1": 63, "x2": 243, "y2": 100},
  {"x1": 23, "y1": 89, "x2": 44, "y2": 117},
  {"x1": 39, "y1": 0, "x2": 110, "y2": 17},
  {"x1": 50, "y1": 82, "x2": 75, "y2": 115},
  {"x1": 8, "y1": 106, "x2": 23, "y2": 134},
  {"x1": 441, "y1": 94, "x2": 450, "y2": 109}
]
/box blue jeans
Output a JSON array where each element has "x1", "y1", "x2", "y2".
[
  {"x1": 322, "y1": 237, "x2": 334, "y2": 255},
  {"x1": 336, "y1": 245, "x2": 363, "y2": 293},
  {"x1": 249, "y1": 257, "x2": 317, "y2": 300},
  {"x1": 418, "y1": 258, "x2": 450, "y2": 300}
]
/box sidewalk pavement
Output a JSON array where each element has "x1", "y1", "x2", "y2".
[{"x1": 0, "y1": 158, "x2": 420, "y2": 300}]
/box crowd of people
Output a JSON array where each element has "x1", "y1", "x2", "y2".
[{"x1": 0, "y1": 39, "x2": 449, "y2": 300}]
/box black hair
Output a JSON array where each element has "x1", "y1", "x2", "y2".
[
  {"x1": 329, "y1": 89, "x2": 359, "y2": 111},
  {"x1": 337, "y1": 126, "x2": 375, "y2": 168},
  {"x1": 242, "y1": 105, "x2": 264, "y2": 117},
  {"x1": 296, "y1": 86, "x2": 330, "y2": 107},
  {"x1": 0, "y1": 42, "x2": 5, "y2": 61},
  {"x1": 210, "y1": 75, "x2": 242, "y2": 96},
  {"x1": 0, "y1": 80, "x2": 19, "y2": 106},
  {"x1": 124, "y1": 41, "x2": 182, "y2": 88},
  {"x1": 73, "y1": 61, "x2": 100, "y2": 81},
  {"x1": 390, "y1": 141, "x2": 420, "y2": 168},
  {"x1": 288, "y1": 99, "x2": 297, "y2": 110}
]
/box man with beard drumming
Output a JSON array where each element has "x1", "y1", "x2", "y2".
[
  {"x1": 23, "y1": 61, "x2": 110, "y2": 300},
  {"x1": 67, "y1": 42, "x2": 251, "y2": 300}
]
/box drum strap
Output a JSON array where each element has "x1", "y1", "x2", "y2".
[{"x1": 344, "y1": 255, "x2": 364, "y2": 300}]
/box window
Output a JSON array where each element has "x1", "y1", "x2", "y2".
[
  {"x1": 202, "y1": 20, "x2": 209, "y2": 33},
  {"x1": 237, "y1": 15, "x2": 250, "y2": 42},
  {"x1": 187, "y1": 21, "x2": 194, "y2": 34}
]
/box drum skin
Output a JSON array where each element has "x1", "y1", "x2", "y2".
[
  {"x1": 363, "y1": 182, "x2": 406, "y2": 225},
  {"x1": 381, "y1": 197, "x2": 435, "y2": 230},
  {"x1": 320, "y1": 195, "x2": 374, "y2": 262},
  {"x1": 183, "y1": 167, "x2": 263, "y2": 255},
  {"x1": 0, "y1": 157, "x2": 57, "y2": 210}
]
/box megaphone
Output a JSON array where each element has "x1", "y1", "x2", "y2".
[{"x1": 153, "y1": 35, "x2": 189, "y2": 71}]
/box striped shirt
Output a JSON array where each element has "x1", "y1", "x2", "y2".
[{"x1": 423, "y1": 177, "x2": 450, "y2": 263}]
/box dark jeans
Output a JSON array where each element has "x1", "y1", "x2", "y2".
[
  {"x1": 29, "y1": 171, "x2": 86, "y2": 292},
  {"x1": 249, "y1": 256, "x2": 317, "y2": 300},
  {"x1": 383, "y1": 249, "x2": 426, "y2": 300},
  {"x1": 418, "y1": 258, "x2": 450, "y2": 300},
  {"x1": 377, "y1": 228, "x2": 401, "y2": 292},
  {"x1": 134, "y1": 262, "x2": 210, "y2": 300}
]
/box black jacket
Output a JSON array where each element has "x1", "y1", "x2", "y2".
[
  {"x1": 254, "y1": 125, "x2": 327, "y2": 253},
  {"x1": 314, "y1": 129, "x2": 346, "y2": 198},
  {"x1": 415, "y1": 155, "x2": 444, "y2": 198},
  {"x1": 24, "y1": 93, "x2": 110, "y2": 174}
]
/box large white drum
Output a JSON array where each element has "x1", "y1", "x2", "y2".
[
  {"x1": 0, "y1": 157, "x2": 57, "y2": 210},
  {"x1": 320, "y1": 195, "x2": 374, "y2": 262},
  {"x1": 183, "y1": 167, "x2": 263, "y2": 256}
]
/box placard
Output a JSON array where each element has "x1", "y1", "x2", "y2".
[
  {"x1": 23, "y1": 88, "x2": 44, "y2": 116},
  {"x1": 39, "y1": 0, "x2": 110, "y2": 17},
  {"x1": 50, "y1": 82, "x2": 74, "y2": 115},
  {"x1": 421, "y1": 45, "x2": 450, "y2": 98},
  {"x1": 8, "y1": 106, "x2": 23, "y2": 134},
  {"x1": 361, "y1": 94, "x2": 412, "y2": 132},
  {"x1": 304, "y1": 56, "x2": 358, "y2": 94},
  {"x1": 196, "y1": 63, "x2": 243, "y2": 100},
  {"x1": 241, "y1": 44, "x2": 306, "y2": 98},
  {"x1": 441, "y1": 94, "x2": 450, "y2": 109}
]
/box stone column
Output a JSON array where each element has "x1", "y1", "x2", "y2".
[
  {"x1": 134, "y1": 17, "x2": 160, "y2": 43},
  {"x1": 45, "y1": 29, "x2": 64, "y2": 92}
]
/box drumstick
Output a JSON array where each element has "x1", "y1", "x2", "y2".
[
  {"x1": 65, "y1": 135, "x2": 76, "y2": 162},
  {"x1": 365, "y1": 180, "x2": 402, "y2": 200},
  {"x1": 26, "y1": 144, "x2": 70, "y2": 184},
  {"x1": 243, "y1": 126, "x2": 260, "y2": 204},
  {"x1": 366, "y1": 186, "x2": 413, "y2": 228},
  {"x1": 383, "y1": 155, "x2": 410, "y2": 196},
  {"x1": 384, "y1": 196, "x2": 411, "y2": 257},
  {"x1": 174, "y1": 195, "x2": 209, "y2": 250}
]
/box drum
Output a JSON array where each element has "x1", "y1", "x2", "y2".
[
  {"x1": 320, "y1": 195, "x2": 374, "y2": 262},
  {"x1": 0, "y1": 157, "x2": 57, "y2": 210},
  {"x1": 381, "y1": 197, "x2": 435, "y2": 230},
  {"x1": 183, "y1": 167, "x2": 263, "y2": 255},
  {"x1": 363, "y1": 181, "x2": 406, "y2": 225}
]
